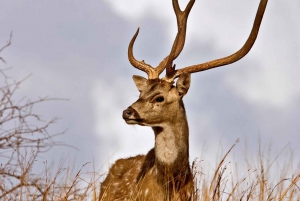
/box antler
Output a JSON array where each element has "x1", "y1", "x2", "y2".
[
  {"x1": 163, "y1": 0, "x2": 195, "y2": 79},
  {"x1": 163, "y1": 0, "x2": 268, "y2": 82},
  {"x1": 128, "y1": 0, "x2": 195, "y2": 80},
  {"x1": 128, "y1": 0, "x2": 268, "y2": 82},
  {"x1": 128, "y1": 28, "x2": 163, "y2": 80}
]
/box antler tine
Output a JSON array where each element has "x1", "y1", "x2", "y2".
[
  {"x1": 165, "y1": 0, "x2": 268, "y2": 81},
  {"x1": 162, "y1": 0, "x2": 195, "y2": 80},
  {"x1": 128, "y1": 28, "x2": 161, "y2": 79},
  {"x1": 172, "y1": 0, "x2": 195, "y2": 59}
]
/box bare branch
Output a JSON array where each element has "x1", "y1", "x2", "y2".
[{"x1": 0, "y1": 32, "x2": 12, "y2": 64}]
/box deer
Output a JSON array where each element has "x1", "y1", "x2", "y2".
[{"x1": 100, "y1": 0, "x2": 268, "y2": 200}]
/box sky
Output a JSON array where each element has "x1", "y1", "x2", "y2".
[{"x1": 0, "y1": 0, "x2": 299, "y2": 177}]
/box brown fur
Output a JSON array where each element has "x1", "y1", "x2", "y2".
[
  {"x1": 100, "y1": 149, "x2": 193, "y2": 201},
  {"x1": 100, "y1": 76, "x2": 194, "y2": 201}
]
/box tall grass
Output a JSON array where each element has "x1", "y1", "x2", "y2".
[
  {"x1": 192, "y1": 139, "x2": 300, "y2": 201},
  {"x1": 1, "y1": 137, "x2": 299, "y2": 200}
]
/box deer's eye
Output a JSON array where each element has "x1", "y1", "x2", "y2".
[{"x1": 156, "y1": 97, "x2": 164, "y2": 102}]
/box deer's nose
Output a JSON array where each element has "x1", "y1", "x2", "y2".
[{"x1": 122, "y1": 107, "x2": 133, "y2": 119}]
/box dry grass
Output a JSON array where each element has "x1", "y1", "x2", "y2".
[
  {"x1": 1, "y1": 35, "x2": 299, "y2": 201},
  {"x1": 1, "y1": 136, "x2": 299, "y2": 200},
  {"x1": 191, "y1": 139, "x2": 300, "y2": 201}
]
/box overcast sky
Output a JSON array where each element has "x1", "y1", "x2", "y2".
[{"x1": 1, "y1": 0, "x2": 299, "y2": 176}]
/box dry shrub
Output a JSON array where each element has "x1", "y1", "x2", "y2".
[{"x1": 0, "y1": 34, "x2": 103, "y2": 200}]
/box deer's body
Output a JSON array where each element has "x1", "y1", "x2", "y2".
[
  {"x1": 100, "y1": 0, "x2": 268, "y2": 200},
  {"x1": 100, "y1": 151, "x2": 193, "y2": 200}
]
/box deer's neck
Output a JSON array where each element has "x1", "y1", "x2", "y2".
[{"x1": 152, "y1": 101, "x2": 189, "y2": 173}]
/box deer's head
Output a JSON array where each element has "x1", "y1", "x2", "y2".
[
  {"x1": 122, "y1": 0, "x2": 268, "y2": 127},
  {"x1": 123, "y1": 73, "x2": 190, "y2": 127}
]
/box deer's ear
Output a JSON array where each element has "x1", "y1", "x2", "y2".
[
  {"x1": 176, "y1": 73, "x2": 191, "y2": 97},
  {"x1": 133, "y1": 75, "x2": 148, "y2": 92}
]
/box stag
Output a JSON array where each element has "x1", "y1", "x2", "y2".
[{"x1": 100, "y1": 0, "x2": 268, "y2": 200}]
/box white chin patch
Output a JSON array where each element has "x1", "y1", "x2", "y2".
[{"x1": 155, "y1": 133, "x2": 177, "y2": 165}]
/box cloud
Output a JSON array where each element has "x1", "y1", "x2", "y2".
[
  {"x1": 225, "y1": 63, "x2": 298, "y2": 108},
  {"x1": 103, "y1": 0, "x2": 174, "y2": 20}
]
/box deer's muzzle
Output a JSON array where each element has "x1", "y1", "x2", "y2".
[{"x1": 122, "y1": 106, "x2": 142, "y2": 124}]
